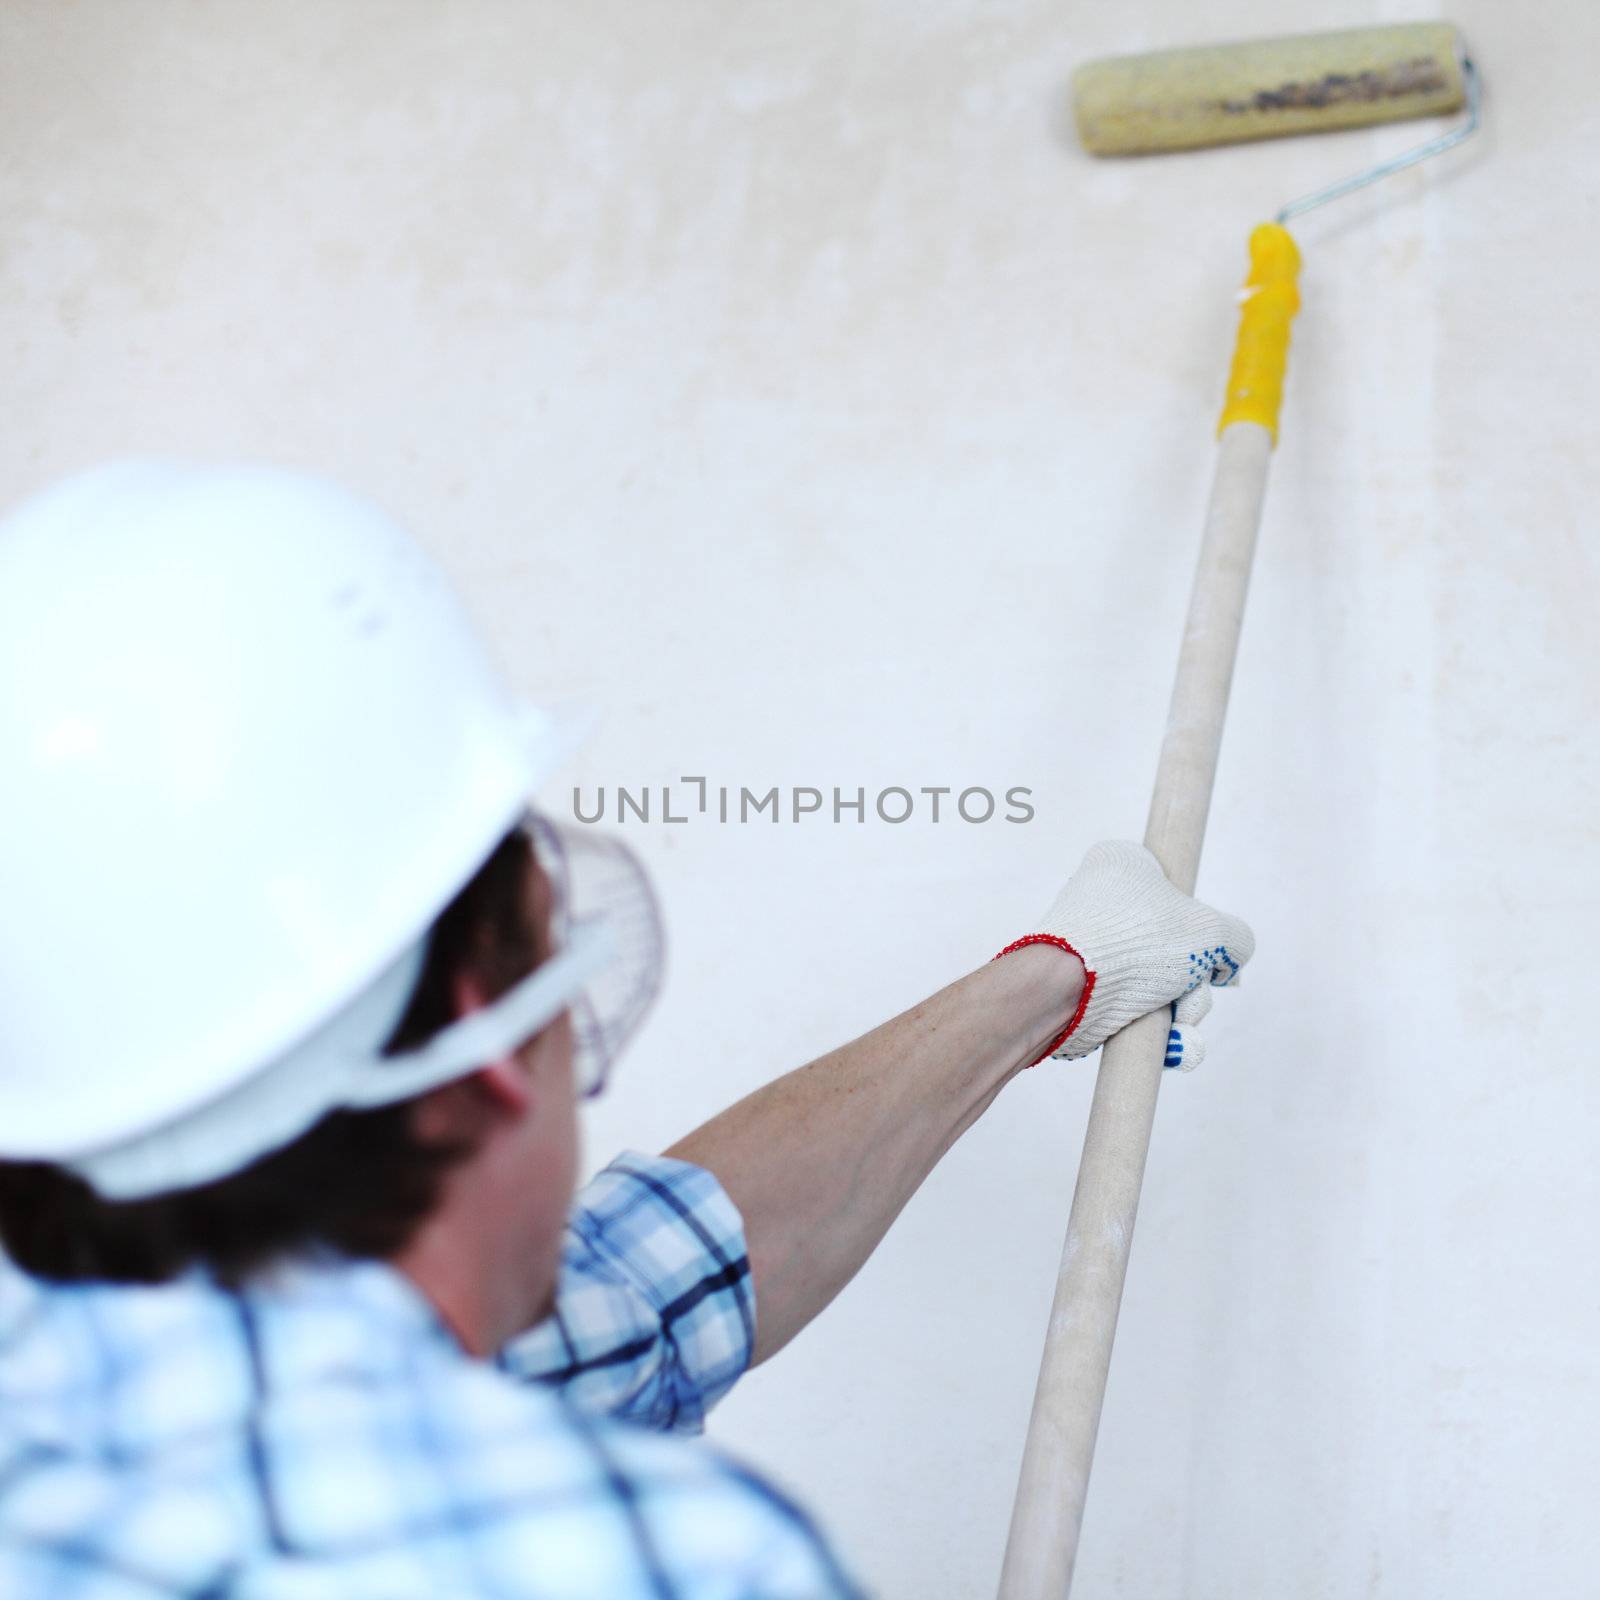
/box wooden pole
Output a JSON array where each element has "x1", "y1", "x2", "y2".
[{"x1": 997, "y1": 418, "x2": 1275, "y2": 1597}]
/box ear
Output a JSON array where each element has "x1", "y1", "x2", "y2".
[
  {"x1": 406, "y1": 970, "x2": 537, "y2": 1142},
  {"x1": 410, "y1": 1059, "x2": 532, "y2": 1144}
]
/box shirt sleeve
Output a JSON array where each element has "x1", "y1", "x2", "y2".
[{"x1": 498, "y1": 1151, "x2": 757, "y2": 1435}]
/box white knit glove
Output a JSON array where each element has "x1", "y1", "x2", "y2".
[{"x1": 999, "y1": 839, "x2": 1255, "y2": 1066}]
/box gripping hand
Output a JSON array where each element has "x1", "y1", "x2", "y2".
[{"x1": 997, "y1": 840, "x2": 1254, "y2": 1066}]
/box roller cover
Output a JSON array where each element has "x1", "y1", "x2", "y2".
[{"x1": 1073, "y1": 23, "x2": 1465, "y2": 155}]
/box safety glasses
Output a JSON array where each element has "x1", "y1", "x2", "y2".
[{"x1": 516, "y1": 811, "x2": 664, "y2": 1099}]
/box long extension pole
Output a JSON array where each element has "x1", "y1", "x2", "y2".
[{"x1": 998, "y1": 224, "x2": 1301, "y2": 1598}]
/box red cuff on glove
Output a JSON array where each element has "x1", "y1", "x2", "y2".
[{"x1": 992, "y1": 934, "x2": 1097, "y2": 1067}]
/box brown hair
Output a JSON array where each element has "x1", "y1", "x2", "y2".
[{"x1": 0, "y1": 824, "x2": 542, "y2": 1286}]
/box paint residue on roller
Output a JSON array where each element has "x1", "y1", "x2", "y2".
[{"x1": 1220, "y1": 57, "x2": 1451, "y2": 115}]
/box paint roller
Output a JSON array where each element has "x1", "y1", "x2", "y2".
[{"x1": 999, "y1": 24, "x2": 1481, "y2": 1598}]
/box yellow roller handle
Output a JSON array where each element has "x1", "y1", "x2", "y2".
[{"x1": 1217, "y1": 223, "x2": 1301, "y2": 444}]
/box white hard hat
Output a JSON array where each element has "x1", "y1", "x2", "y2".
[{"x1": 0, "y1": 460, "x2": 641, "y2": 1199}]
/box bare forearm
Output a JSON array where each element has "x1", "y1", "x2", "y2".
[{"x1": 665, "y1": 946, "x2": 1082, "y2": 1364}]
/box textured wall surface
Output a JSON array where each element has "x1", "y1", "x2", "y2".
[{"x1": 3, "y1": 3, "x2": 1595, "y2": 1594}]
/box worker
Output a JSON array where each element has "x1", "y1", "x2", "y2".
[{"x1": 0, "y1": 462, "x2": 1253, "y2": 1597}]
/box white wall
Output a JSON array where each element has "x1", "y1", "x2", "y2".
[{"x1": 3, "y1": 3, "x2": 1595, "y2": 1594}]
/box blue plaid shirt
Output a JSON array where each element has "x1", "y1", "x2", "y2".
[{"x1": 0, "y1": 1152, "x2": 861, "y2": 1598}]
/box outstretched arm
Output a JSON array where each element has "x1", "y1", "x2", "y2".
[
  {"x1": 667, "y1": 945, "x2": 1080, "y2": 1364},
  {"x1": 667, "y1": 840, "x2": 1254, "y2": 1365}
]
